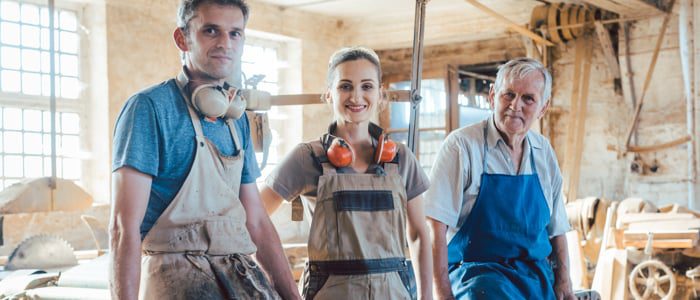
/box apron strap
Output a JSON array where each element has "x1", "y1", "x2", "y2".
[
  {"x1": 174, "y1": 75, "x2": 206, "y2": 138},
  {"x1": 225, "y1": 119, "x2": 242, "y2": 154},
  {"x1": 309, "y1": 141, "x2": 337, "y2": 175},
  {"x1": 482, "y1": 125, "x2": 489, "y2": 171}
]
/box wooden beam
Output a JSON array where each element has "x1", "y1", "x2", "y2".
[
  {"x1": 569, "y1": 39, "x2": 594, "y2": 203},
  {"x1": 594, "y1": 21, "x2": 621, "y2": 79},
  {"x1": 269, "y1": 90, "x2": 411, "y2": 106},
  {"x1": 607, "y1": 134, "x2": 693, "y2": 153},
  {"x1": 623, "y1": 238, "x2": 696, "y2": 249},
  {"x1": 623, "y1": 0, "x2": 676, "y2": 152},
  {"x1": 463, "y1": 0, "x2": 555, "y2": 47},
  {"x1": 582, "y1": 0, "x2": 666, "y2": 16}
]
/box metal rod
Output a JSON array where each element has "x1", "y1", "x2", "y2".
[
  {"x1": 49, "y1": 0, "x2": 57, "y2": 196},
  {"x1": 407, "y1": 0, "x2": 428, "y2": 153}
]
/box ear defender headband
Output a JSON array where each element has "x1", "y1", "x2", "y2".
[
  {"x1": 176, "y1": 67, "x2": 247, "y2": 121},
  {"x1": 323, "y1": 122, "x2": 398, "y2": 168}
]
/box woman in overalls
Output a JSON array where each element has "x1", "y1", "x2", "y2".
[{"x1": 260, "y1": 46, "x2": 433, "y2": 300}]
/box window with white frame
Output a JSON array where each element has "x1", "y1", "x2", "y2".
[
  {"x1": 0, "y1": 0, "x2": 83, "y2": 189},
  {"x1": 242, "y1": 36, "x2": 301, "y2": 178}
]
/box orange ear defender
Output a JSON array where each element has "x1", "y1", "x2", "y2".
[
  {"x1": 324, "y1": 122, "x2": 398, "y2": 168},
  {"x1": 326, "y1": 138, "x2": 355, "y2": 168},
  {"x1": 374, "y1": 133, "x2": 397, "y2": 164}
]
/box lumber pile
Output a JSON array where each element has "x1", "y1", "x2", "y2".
[{"x1": 617, "y1": 212, "x2": 700, "y2": 249}]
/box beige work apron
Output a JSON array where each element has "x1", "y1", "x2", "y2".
[
  {"x1": 137, "y1": 78, "x2": 280, "y2": 299},
  {"x1": 300, "y1": 141, "x2": 416, "y2": 300}
]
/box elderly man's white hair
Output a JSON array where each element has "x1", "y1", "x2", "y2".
[{"x1": 493, "y1": 58, "x2": 552, "y2": 103}]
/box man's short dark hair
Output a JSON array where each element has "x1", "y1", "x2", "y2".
[{"x1": 177, "y1": 0, "x2": 249, "y2": 33}]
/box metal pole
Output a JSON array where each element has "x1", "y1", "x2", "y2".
[
  {"x1": 49, "y1": 0, "x2": 57, "y2": 198},
  {"x1": 407, "y1": 0, "x2": 428, "y2": 153}
]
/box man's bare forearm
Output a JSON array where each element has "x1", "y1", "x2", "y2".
[
  {"x1": 109, "y1": 167, "x2": 151, "y2": 300},
  {"x1": 428, "y1": 218, "x2": 454, "y2": 299},
  {"x1": 550, "y1": 235, "x2": 570, "y2": 282},
  {"x1": 249, "y1": 217, "x2": 300, "y2": 299},
  {"x1": 428, "y1": 218, "x2": 455, "y2": 300},
  {"x1": 110, "y1": 225, "x2": 142, "y2": 300}
]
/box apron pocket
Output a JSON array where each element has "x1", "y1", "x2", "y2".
[
  {"x1": 333, "y1": 190, "x2": 394, "y2": 211},
  {"x1": 397, "y1": 261, "x2": 417, "y2": 300},
  {"x1": 302, "y1": 268, "x2": 329, "y2": 300}
]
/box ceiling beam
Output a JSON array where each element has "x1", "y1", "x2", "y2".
[
  {"x1": 463, "y1": 0, "x2": 554, "y2": 47},
  {"x1": 581, "y1": 0, "x2": 666, "y2": 16}
]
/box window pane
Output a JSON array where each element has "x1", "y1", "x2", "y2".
[
  {"x1": 22, "y1": 72, "x2": 41, "y2": 95},
  {"x1": 43, "y1": 156, "x2": 50, "y2": 176},
  {"x1": 23, "y1": 109, "x2": 42, "y2": 132},
  {"x1": 1, "y1": 1, "x2": 20, "y2": 22},
  {"x1": 21, "y1": 49, "x2": 41, "y2": 72},
  {"x1": 40, "y1": 51, "x2": 50, "y2": 72},
  {"x1": 5, "y1": 155, "x2": 23, "y2": 177},
  {"x1": 1, "y1": 70, "x2": 21, "y2": 92},
  {"x1": 59, "y1": 31, "x2": 78, "y2": 54},
  {"x1": 40, "y1": 7, "x2": 48, "y2": 27},
  {"x1": 60, "y1": 54, "x2": 78, "y2": 76},
  {"x1": 4, "y1": 131, "x2": 22, "y2": 153},
  {"x1": 61, "y1": 134, "x2": 79, "y2": 155},
  {"x1": 59, "y1": 10, "x2": 76, "y2": 31},
  {"x1": 41, "y1": 74, "x2": 53, "y2": 97},
  {"x1": 42, "y1": 111, "x2": 59, "y2": 132},
  {"x1": 40, "y1": 28, "x2": 49, "y2": 50},
  {"x1": 1, "y1": 22, "x2": 20, "y2": 45},
  {"x1": 1, "y1": 46, "x2": 21, "y2": 70},
  {"x1": 62, "y1": 157, "x2": 80, "y2": 179},
  {"x1": 25, "y1": 156, "x2": 43, "y2": 178},
  {"x1": 53, "y1": 76, "x2": 61, "y2": 98},
  {"x1": 20, "y1": 24, "x2": 40, "y2": 48},
  {"x1": 43, "y1": 134, "x2": 61, "y2": 156},
  {"x1": 61, "y1": 113, "x2": 79, "y2": 134},
  {"x1": 24, "y1": 132, "x2": 42, "y2": 154},
  {"x1": 21, "y1": 3, "x2": 40, "y2": 25},
  {"x1": 4, "y1": 108, "x2": 21, "y2": 130},
  {"x1": 60, "y1": 76, "x2": 78, "y2": 99}
]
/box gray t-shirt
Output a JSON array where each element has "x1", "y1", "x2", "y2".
[{"x1": 266, "y1": 140, "x2": 430, "y2": 203}]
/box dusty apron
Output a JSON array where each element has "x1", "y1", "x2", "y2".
[
  {"x1": 446, "y1": 125, "x2": 555, "y2": 300},
  {"x1": 300, "y1": 129, "x2": 416, "y2": 300},
  {"x1": 138, "y1": 79, "x2": 280, "y2": 299}
]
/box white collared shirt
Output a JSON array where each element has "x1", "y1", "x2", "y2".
[{"x1": 424, "y1": 115, "x2": 571, "y2": 243}]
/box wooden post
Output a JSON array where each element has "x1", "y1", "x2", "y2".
[{"x1": 692, "y1": 0, "x2": 700, "y2": 210}]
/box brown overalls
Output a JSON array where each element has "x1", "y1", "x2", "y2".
[
  {"x1": 136, "y1": 76, "x2": 280, "y2": 299},
  {"x1": 299, "y1": 124, "x2": 417, "y2": 300}
]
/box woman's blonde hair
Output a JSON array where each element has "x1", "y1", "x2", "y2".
[{"x1": 326, "y1": 46, "x2": 382, "y2": 87}]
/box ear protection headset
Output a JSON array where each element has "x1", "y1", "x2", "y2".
[
  {"x1": 175, "y1": 67, "x2": 247, "y2": 120},
  {"x1": 322, "y1": 122, "x2": 398, "y2": 168}
]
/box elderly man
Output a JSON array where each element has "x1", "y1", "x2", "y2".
[{"x1": 425, "y1": 58, "x2": 574, "y2": 299}]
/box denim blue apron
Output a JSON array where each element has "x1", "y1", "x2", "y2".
[{"x1": 446, "y1": 125, "x2": 555, "y2": 300}]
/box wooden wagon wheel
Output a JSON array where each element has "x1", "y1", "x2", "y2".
[{"x1": 628, "y1": 260, "x2": 676, "y2": 300}]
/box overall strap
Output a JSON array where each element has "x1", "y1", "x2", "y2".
[
  {"x1": 310, "y1": 139, "x2": 337, "y2": 175},
  {"x1": 482, "y1": 125, "x2": 489, "y2": 171}
]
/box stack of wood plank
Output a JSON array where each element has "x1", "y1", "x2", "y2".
[{"x1": 617, "y1": 211, "x2": 700, "y2": 249}]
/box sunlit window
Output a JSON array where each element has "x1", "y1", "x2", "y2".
[
  {"x1": 242, "y1": 38, "x2": 294, "y2": 177},
  {"x1": 389, "y1": 79, "x2": 447, "y2": 172},
  {"x1": 0, "y1": 0, "x2": 82, "y2": 189}
]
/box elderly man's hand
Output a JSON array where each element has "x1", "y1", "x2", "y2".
[{"x1": 553, "y1": 276, "x2": 576, "y2": 300}]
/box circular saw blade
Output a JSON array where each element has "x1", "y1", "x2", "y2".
[{"x1": 5, "y1": 234, "x2": 78, "y2": 271}]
